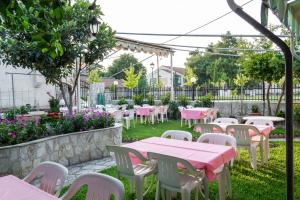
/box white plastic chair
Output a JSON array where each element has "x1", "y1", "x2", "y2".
[
  {"x1": 159, "y1": 105, "x2": 168, "y2": 123},
  {"x1": 226, "y1": 124, "x2": 264, "y2": 169},
  {"x1": 194, "y1": 123, "x2": 223, "y2": 134},
  {"x1": 204, "y1": 108, "x2": 218, "y2": 123},
  {"x1": 96, "y1": 104, "x2": 105, "y2": 111},
  {"x1": 61, "y1": 173, "x2": 124, "y2": 200},
  {"x1": 214, "y1": 118, "x2": 239, "y2": 124},
  {"x1": 143, "y1": 104, "x2": 150, "y2": 107},
  {"x1": 107, "y1": 145, "x2": 157, "y2": 200},
  {"x1": 148, "y1": 152, "x2": 208, "y2": 200},
  {"x1": 120, "y1": 104, "x2": 128, "y2": 111},
  {"x1": 24, "y1": 161, "x2": 68, "y2": 196},
  {"x1": 187, "y1": 105, "x2": 194, "y2": 109},
  {"x1": 161, "y1": 130, "x2": 193, "y2": 141},
  {"x1": 113, "y1": 110, "x2": 123, "y2": 123},
  {"x1": 245, "y1": 119, "x2": 273, "y2": 160},
  {"x1": 197, "y1": 133, "x2": 236, "y2": 199},
  {"x1": 123, "y1": 109, "x2": 135, "y2": 129}
]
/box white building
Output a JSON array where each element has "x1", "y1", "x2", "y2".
[
  {"x1": 147, "y1": 65, "x2": 185, "y2": 87},
  {"x1": 0, "y1": 63, "x2": 56, "y2": 110}
]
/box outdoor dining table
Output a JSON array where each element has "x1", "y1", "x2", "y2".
[
  {"x1": 123, "y1": 137, "x2": 236, "y2": 199},
  {"x1": 135, "y1": 106, "x2": 155, "y2": 124},
  {"x1": 0, "y1": 175, "x2": 60, "y2": 200},
  {"x1": 182, "y1": 107, "x2": 211, "y2": 127},
  {"x1": 242, "y1": 116, "x2": 285, "y2": 122},
  {"x1": 210, "y1": 122, "x2": 273, "y2": 161}
]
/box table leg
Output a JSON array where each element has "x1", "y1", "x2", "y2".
[{"x1": 217, "y1": 170, "x2": 225, "y2": 200}]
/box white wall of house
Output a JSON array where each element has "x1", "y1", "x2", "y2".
[
  {"x1": 147, "y1": 67, "x2": 184, "y2": 87},
  {"x1": 0, "y1": 63, "x2": 56, "y2": 110}
]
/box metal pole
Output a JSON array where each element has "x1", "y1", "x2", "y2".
[
  {"x1": 151, "y1": 67, "x2": 154, "y2": 97},
  {"x1": 192, "y1": 84, "x2": 195, "y2": 101},
  {"x1": 76, "y1": 57, "x2": 81, "y2": 112},
  {"x1": 262, "y1": 81, "x2": 265, "y2": 115},
  {"x1": 11, "y1": 74, "x2": 16, "y2": 117},
  {"x1": 157, "y1": 55, "x2": 160, "y2": 86},
  {"x1": 170, "y1": 53, "x2": 174, "y2": 100},
  {"x1": 226, "y1": 1, "x2": 294, "y2": 199}
]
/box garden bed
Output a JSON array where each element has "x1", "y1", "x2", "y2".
[{"x1": 0, "y1": 124, "x2": 122, "y2": 177}]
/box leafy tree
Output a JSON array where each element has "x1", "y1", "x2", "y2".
[
  {"x1": 123, "y1": 66, "x2": 142, "y2": 95},
  {"x1": 0, "y1": 0, "x2": 115, "y2": 115},
  {"x1": 234, "y1": 73, "x2": 249, "y2": 115},
  {"x1": 108, "y1": 54, "x2": 145, "y2": 79},
  {"x1": 87, "y1": 69, "x2": 101, "y2": 84},
  {"x1": 240, "y1": 52, "x2": 285, "y2": 115},
  {"x1": 184, "y1": 66, "x2": 197, "y2": 86}
]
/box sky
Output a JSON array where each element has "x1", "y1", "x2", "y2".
[{"x1": 98, "y1": 0, "x2": 282, "y2": 74}]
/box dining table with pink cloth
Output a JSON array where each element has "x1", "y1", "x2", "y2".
[
  {"x1": 135, "y1": 106, "x2": 154, "y2": 116},
  {"x1": 122, "y1": 137, "x2": 236, "y2": 181},
  {"x1": 0, "y1": 175, "x2": 60, "y2": 200},
  {"x1": 181, "y1": 107, "x2": 211, "y2": 120},
  {"x1": 210, "y1": 123, "x2": 273, "y2": 137}
]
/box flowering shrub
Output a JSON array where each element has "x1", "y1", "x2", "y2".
[{"x1": 0, "y1": 111, "x2": 115, "y2": 146}]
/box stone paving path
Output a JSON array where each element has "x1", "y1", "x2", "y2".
[{"x1": 66, "y1": 157, "x2": 115, "y2": 185}]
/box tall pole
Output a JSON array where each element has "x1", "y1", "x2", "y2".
[
  {"x1": 151, "y1": 67, "x2": 154, "y2": 97},
  {"x1": 156, "y1": 55, "x2": 160, "y2": 86},
  {"x1": 170, "y1": 52, "x2": 174, "y2": 100},
  {"x1": 76, "y1": 56, "x2": 81, "y2": 112},
  {"x1": 11, "y1": 74, "x2": 16, "y2": 117},
  {"x1": 262, "y1": 81, "x2": 265, "y2": 115},
  {"x1": 226, "y1": 1, "x2": 294, "y2": 199}
]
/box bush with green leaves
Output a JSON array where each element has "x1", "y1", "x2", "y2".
[
  {"x1": 177, "y1": 94, "x2": 189, "y2": 107},
  {"x1": 4, "y1": 105, "x2": 31, "y2": 120},
  {"x1": 167, "y1": 101, "x2": 180, "y2": 120},
  {"x1": 117, "y1": 97, "x2": 128, "y2": 105},
  {"x1": 196, "y1": 93, "x2": 213, "y2": 107},
  {"x1": 146, "y1": 95, "x2": 154, "y2": 105},
  {"x1": 294, "y1": 104, "x2": 300, "y2": 124},
  {"x1": 251, "y1": 104, "x2": 260, "y2": 113},
  {"x1": 160, "y1": 93, "x2": 171, "y2": 105},
  {"x1": 276, "y1": 110, "x2": 285, "y2": 118},
  {"x1": 49, "y1": 98, "x2": 60, "y2": 113},
  {"x1": 133, "y1": 94, "x2": 144, "y2": 106}
]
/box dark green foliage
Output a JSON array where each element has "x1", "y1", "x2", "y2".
[
  {"x1": 195, "y1": 93, "x2": 213, "y2": 108},
  {"x1": 133, "y1": 94, "x2": 144, "y2": 106},
  {"x1": 276, "y1": 110, "x2": 285, "y2": 118},
  {"x1": 146, "y1": 95, "x2": 154, "y2": 106},
  {"x1": 177, "y1": 94, "x2": 189, "y2": 107},
  {"x1": 160, "y1": 93, "x2": 171, "y2": 105},
  {"x1": 251, "y1": 105, "x2": 260, "y2": 113},
  {"x1": 49, "y1": 98, "x2": 60, "y2": 113},
  {"x1": 117, "y1": 97, "x2": 128, "y2": 105},
  {"x1": 294, "y1": 104, "x2": 300, "y2": 124},
  {"x1": 4, "y1": 105, "x2": 31, "y2": 120},
  {"x1": 167, "y1": 101, "x2": 180, "y2": 120}
]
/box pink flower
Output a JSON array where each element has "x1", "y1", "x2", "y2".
[{"x1": 7, "y1": 132, "x2": 16, "y2": 138}]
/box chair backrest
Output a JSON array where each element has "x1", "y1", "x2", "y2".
[
  {"x1": 214, "y1": 117, "x2": 238, "y2": 124},
  {"x1": 197, "y1": 133, "x2": 237, "y2": 150},
  {"x1": 24, "y1": 161, "x2": 68, "y2": 196},
  {"x1": 120, "y1": 104, "x2": 128, "y2": 111},
  {"x1": 226, "y1": 124, "x2": 260, "y2": 146},
  {"x1": 194, "y1": 123, "x2": 223, "y2": 134},
  {"x1": 127, "y1": 109, "x2": 135, "y2": 119},
  {"x1": 178, "y1": 106, "x2": 185, "y2": 112},
  {"x1": 113, "y1": 110, "x2": 123, "y2": 122},
  {"x1": 187, "y1": 105, "x2": 194, "y2": 109},
  {"x1": 107, "y1": 145, "x2": 147, "y2": 177},
  {"x1": 142, "y1": 104, "x2": 150, "y2": 107},
  {"x1": 245, "y1": 119, "x2": 274, "y2": 127},
  {"x1": 62, "y1": 173, "x2": 124, "y2": 200},
  {"x1": 161, "y1": 130, "x2": 193, "y2": 141},
  {"x1": 148, "y1": 152, "x2": 200, "y2": 190}
]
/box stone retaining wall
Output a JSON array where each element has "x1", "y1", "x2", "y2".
[{"x1": 0, "y1": 124, "x2": 122, "y2": 177}]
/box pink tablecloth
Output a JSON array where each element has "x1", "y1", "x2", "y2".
[
  {"x1": 0, "y1": 175, "x2": 60, "y2": 200},
  {"x1": 122, "y1": 137, "x2": 236, "y2": 181},
  {"x1": 136, "y1": 107, "x2": 153, "y2": 116},
  {"x1": 210, "y1": 123, "x2": 273, "y2": 137},
  {"x1": 181, "y1": 108, "x2": 210, "y2": 120}
]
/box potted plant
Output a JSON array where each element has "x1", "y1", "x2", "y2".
[{"x1": 250, "y1": 104, "x2": 261, "y2": 116}]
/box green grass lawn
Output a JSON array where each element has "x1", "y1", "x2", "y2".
[
  {"x1": 122, "y1": 120, "x2": 200, "y2": 141},
  {"x1": 60, "y1": 120, "x2": 300, "y2": 199}
]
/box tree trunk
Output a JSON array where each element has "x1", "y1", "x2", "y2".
[
  {"x1": 240, "y1": 86, "x2": 244, "y2": 116},
  {"x1": 266, "y1": 83, "x2": 272, "y2": 116},
  {"x1": 58, "y1": 82, "x2": 74, "y2": 116},
  {"x1": 275, "y1": 79, "x2": 286, "y2": 115}
]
